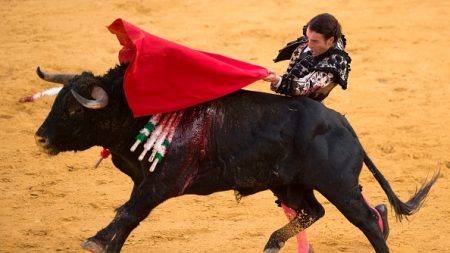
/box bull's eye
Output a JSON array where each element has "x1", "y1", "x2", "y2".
[{"x1": 69, "y1": 107, "x2": 83, "y2": 116}]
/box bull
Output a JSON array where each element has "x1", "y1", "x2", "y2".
[{"x1": 34, "y1": 64, "x2": 438, "y2": 253}]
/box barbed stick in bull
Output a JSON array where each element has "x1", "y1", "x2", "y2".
[
  {"x1": 18, "y1": 86, "x2": 63, "y2": 102},
  {"x1": 130, "y1": 113, "x2": 163, "y2": 152},
  {"x1": 149, "y1": 112, "x2": 182, "y2": 172},
  {"x1": 148, "y1": 112, "x2": 179, "y2": 160},
  {"x1": 130, "y1": 110, "x2": 182, "y2": 172},
  {"x1": 137, "y1": 114, "x2": 169, "y2": 160},
  {"x1": 93, "y1": 148, "x2": 111, "y2": 169}
]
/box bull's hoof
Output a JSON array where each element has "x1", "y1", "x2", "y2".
[
  {"x1": 263, "y1": 241, "x2": 284, "y2": 253},
  {"x1": 81, "y1": 239, "x2": 106, "y2": 253}
]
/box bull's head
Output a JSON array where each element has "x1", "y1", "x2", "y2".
[{"x1": 34, "y1": 67, "x2": 114, "y2": 155}]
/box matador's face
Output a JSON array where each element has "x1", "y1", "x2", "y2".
[{"x1": 306, "y1": 28, "x2": 334, "y2": 57}]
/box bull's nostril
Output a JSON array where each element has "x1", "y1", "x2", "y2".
[
  {"x1": 34, "y1": 134, "x2": 58, "y2": 155},
  {"x1": 35, "y1": 135, "x2": 48, "y2": 146}
]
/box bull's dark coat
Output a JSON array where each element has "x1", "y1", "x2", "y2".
[{"x1": 35, "y1": 64, "x2": 438, "y2": 253}]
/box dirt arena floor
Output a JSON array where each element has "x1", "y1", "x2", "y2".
[{"x1": 1, "y1": 0, "x2": 449, "y2": 252}]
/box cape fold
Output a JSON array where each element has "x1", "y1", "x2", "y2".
[{"x1": 108, "y1": 18, "x2": 269, "y2": 117}]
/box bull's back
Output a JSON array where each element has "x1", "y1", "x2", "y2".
[{"x1": 200, "y1": 90, "x2": 336, "y2": 185}]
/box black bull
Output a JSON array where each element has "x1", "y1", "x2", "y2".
[{"x1": 34, "y1": 64, "x2": 438, "y2": 253}]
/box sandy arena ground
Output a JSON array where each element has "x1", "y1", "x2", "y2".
[{"x1": 0, "y1": 0, "x2": 449, "y2": 252}]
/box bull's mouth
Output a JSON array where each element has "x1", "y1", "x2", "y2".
[
  {"x1": 42, "y1": 147, "x2": 60, "y2": 156},
  {"x1": 36, "y1": 144, "x2": 60, "y2": 156}
]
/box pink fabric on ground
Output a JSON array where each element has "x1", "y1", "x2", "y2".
[{"x1": 281, "y1": 203, "x2": 310, "y2": 253}]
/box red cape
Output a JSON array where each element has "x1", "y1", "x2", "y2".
[{"x1": 108, "y1": 18, "x2": 269, "y2": 117}]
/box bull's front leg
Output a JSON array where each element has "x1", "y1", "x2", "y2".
[
  {"x1": 81, "y1": 177, "x2": 178, "y2": 253},
  {"x1": 81, "y1": 204, "x2": 131, "y2": 253},
  {"x1": 80, "y1": 182, "x2": 140, "y2": 253}
]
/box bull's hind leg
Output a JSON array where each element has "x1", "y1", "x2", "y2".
[
  {"x1": 264, "y1": 187, "x2": 324, "y2": 253},
  {"x1": 318, "y1": 183, "x2": 388, "y2": 253}
]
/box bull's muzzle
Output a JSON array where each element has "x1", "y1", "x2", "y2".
[{"x1": 34, "y1": 133, "x2": 58, "y2": 155}]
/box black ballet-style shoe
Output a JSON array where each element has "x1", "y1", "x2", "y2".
[{"x1": 375, "y1": 204, "x2": 390, "y2": 240}]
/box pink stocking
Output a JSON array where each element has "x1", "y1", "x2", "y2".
[
  {"x1": 281, "y1": 203, "x2": 310, "y2": 253},
  {"x1": 361, "y1": 193, "x2": 384, "y2": 232}
]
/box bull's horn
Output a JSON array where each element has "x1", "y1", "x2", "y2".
[
  {"x1": 71, "y1": 86, "x2": 109, "y2": 109},
  {"x1": 36, "y1": 66, "x2": 76, "y2": 85}
]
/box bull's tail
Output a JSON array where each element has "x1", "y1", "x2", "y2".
[{"x1": 363, "y1": 151, "x2": 439, "y2": 221}]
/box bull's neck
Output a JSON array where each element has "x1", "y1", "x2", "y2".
[
  {"x1": 96, "y1": 101, "x2": 219, "y2": 161},
  {"x1": 95, "y1": 112, "x2": 150, "y2": 152}
]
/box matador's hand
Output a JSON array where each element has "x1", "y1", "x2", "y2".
[{"x1": 263, "y1": 70, "x2": 280, "y2": 84}]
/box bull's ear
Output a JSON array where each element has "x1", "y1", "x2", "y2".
[
  {"x1": 36, "y1": 66, "x2": 76, "y2": 85},
  {"x1": 81, "y1": 71, "x2": 95, "y2": 77}
]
